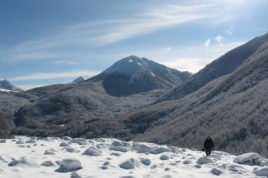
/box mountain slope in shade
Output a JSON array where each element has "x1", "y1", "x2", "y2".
[
  {"x1": 0, "y1": 113, "x2": 15, "y2": 138},
  {"x1": 0, "y1": 79, "x2": 22, "y2": 92},
  {"x1": 0, "y1": 91, "x2": 33, "y2": 138},
  {"x1": 159, "y1": 32, "x2": 268, "y2": 101},
  {"x1": 13, "y1": 81, "x2": 166, "y2": 137},
  {"x1": 121, "y1": 33, "x2": 268, "y2": 156},
  {"x1": 89, "y1": 55, "x2": 191, "y2": 96}
]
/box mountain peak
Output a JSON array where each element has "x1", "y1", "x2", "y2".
[
  {"x1": 89, "y1": 56, "x2": 191, "y2": 96},
  {"x1": 101, "y1": 56, "x2": 151, "y2": 75},
  {"x1": 72, "y1": 76, "x2": 88, "y2": 83},
  {"x1": 0, "y1": 79, "x2": 22, "y2": 92}
]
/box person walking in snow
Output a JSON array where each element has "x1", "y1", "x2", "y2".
[{"x1": 203, "y1": 136, "x2": 214, "y2": 156}]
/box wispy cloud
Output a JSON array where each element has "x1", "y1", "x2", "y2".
[
  {"x1": 226, "y1": 26, "x2": 235, "y2": 35},
  {"x1": 164, "y1": 47, "x2": 172, "y2": 52},
  {"x1": 7, "y1": 3, "x2": 212, "y2": 62},
  {"x1": 204, "y1": 39, "x2": 211, "y2": 48},
  {"x1": 161, "y1": 58, "x2": 206, "y2": 73},
  {"x1": 215, "y1": 35, "x2": 224, "y2": 43},
  {"x1": 9, "y1": 70, "x2": 99, "y2": 81}
]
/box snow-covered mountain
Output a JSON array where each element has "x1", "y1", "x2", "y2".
[
  {"x1": 0, "y1": 79, "x2": 22, "y2": 92},
  {"x1": 89, "y1": 56, "x2": 191, "y2": 96},
  {"x1": 0, "y1": 136, "x2": 267, "y2": 178},
  {"x1": 72, "y1": 76, "x2": 88, "y2": 83}
]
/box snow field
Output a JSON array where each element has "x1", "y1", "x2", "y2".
[{"x1": 0, "y1": 136, "x2": 267, "y2": 178}]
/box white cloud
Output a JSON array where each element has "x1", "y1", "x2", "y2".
[
  {"x1": 9, "y1": 70, "x2": 99, "y2": 81},
  {"x1": 215, "y1": 35, "x2": 224, "y2": 42},
  {"x1": 7, "y1": 3, "x2": 211, "y2": 62},
  {"x1": 204, "y1": 39, "x2": 211, "y2": 48},
  {"x1": 161, "y1": 58, "x2": 208, "y2": 73},
  {"x1": 164, "y1": 47, "x2": 172, "y2": 51}
]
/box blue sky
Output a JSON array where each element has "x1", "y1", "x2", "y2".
[{"x1": 0, "y1": 0, "x2": 267, "y2": 90}]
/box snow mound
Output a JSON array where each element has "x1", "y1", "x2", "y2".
[
  {"x1": 196, "y1": 156, "x2": 213, "y2": 165},
  {"x1": 8, "y1": 157, "x2": 39, "y2": 167},
  {"x1": 83, "y1": 147, "x2": 101, "y2": 156},
  {"x1": 0, "y1": 139, "x2": 6, "y2": 143},
  {"x1": 254, "y1": 167, "x2": 268, "y2": 177},
  {"x1": 160, "y1": 155, "x2": 169, "y2": 160},
  {"x1": 132, "y1": 143, "x2": 153, "y2": 153},
  {"x1": 41, "y1": 161, "x2": 56, "y2": 167},
  {"x1": 16, "y1": 138, "x2": 25, "y2": 144},
  {"x1": 110, "y1": 146, "x2": 128, "y2": 152},
  {"x1": 234, "y1": 152, "x2": 262, "y2": 165},
  {"x1": 151, "y1": 147, "x2": 171, "y2": 154},
  {"x1": 44, "y1": 148, "x2": 57, "y2": 155},
  {"x1": 140, "y1": 158, "x2": 151, "y2": 166},
  {"x1": 112, "y1": 140, "x2": 125, "y2": 147},
  {"x1": 25, "y1": 137, "x2": 37, "y2": 143},
  {"x1": 56, "y1": 159, "x2": 82, "y2": 172},
  {"x1": 211, "y1": 168, "x2": 222, "y2": 175},
  {"x1": 70, "y1": 138, "x2": 89, "y2": 145},
  {"x1": 119, "y1": 158, "x2": 139, "y2": 169},
  {"x1": 183, "y1": 160, "x2": 192, "y2": 164},
  {"x1": 64, "y1": 147, "x2": 80, "y2": 153},
  {"x1": 59, "y1": 142, "x2": 69, "y2": 147},
  {"x1": 71, "y1": 171, "x2": 82, "y2": 178},
  {"x1": 227, "y1": 164, "x2": 247, "y2": 174},
  {"x1": 0, "y1": 156, "x2": 8, "y2": 163}
]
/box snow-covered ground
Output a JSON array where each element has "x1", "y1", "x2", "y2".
[
  {"x1": 0, "y1": 88, "x2": 13, "y2": 92},
  {"x1": 0, "y1": 136, "x2": 267, "y2": 178}
]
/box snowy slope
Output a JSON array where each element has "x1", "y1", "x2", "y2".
[
  {"x1": 0, "y1": 136, "x2": 267, "y2": 178},
  {"x1": 0, "y1": 88, "x2": 13, "y2": 92}
]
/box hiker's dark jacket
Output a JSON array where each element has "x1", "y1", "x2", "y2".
[{"x1": 204, "y1": 139, "x2": 214, "y2": 150}]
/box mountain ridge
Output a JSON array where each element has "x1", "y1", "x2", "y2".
[{"x1": 159, "y1": 32, "x2": 268, "y2": 102}]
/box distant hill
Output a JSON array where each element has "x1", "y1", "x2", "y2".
[
  {"x1": 12, "y1": 56, "x2": 190, "y2": 137},
  {"x1": 89, "y1": 56, "x2": 191, "y2": 96},
  {"x1": 72, "y1": 76, "x2": 88, "y2": 83},
  {"x1": 0, "y1": 79, "x2": 22, "y2": 92}
]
